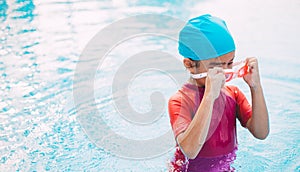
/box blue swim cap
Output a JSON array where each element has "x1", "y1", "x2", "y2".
[{"x1": 178, "y1": 14, "x2": 235, "y2": 61}]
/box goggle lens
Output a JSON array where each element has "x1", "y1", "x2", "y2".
[{"x1": 224, "y1": 61, "x2": 249, "y2": 82}]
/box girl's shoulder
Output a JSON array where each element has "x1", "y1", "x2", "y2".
[{"x1": 224, "y1": 85, "x2": 242, "y2": 99}]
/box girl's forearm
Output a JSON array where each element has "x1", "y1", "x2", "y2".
[
  {"x1": 176, "y1": 92, "x2": 215, "y2": 159},
  {"x1": 247, "y1": 85, "x2": 269, "y2": 139}
]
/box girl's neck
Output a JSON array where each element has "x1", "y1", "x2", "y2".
[{"x1": 188, "y1": 77, "x2": 205, "y2": 88}]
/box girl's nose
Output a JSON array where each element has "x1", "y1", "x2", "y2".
[{"x1": 223, "y1": 63, "x2": 233, "y2": 70}]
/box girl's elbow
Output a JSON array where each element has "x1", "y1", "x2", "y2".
[
  {"x1": 182, "y1": 149, "x2": 197, "y2": 160},
  {"x1": 254, "y1": 129, "x2": 269, "y2": 140},
  {"x1": 261, "y1": 130, "x2": 270, "y2": 140},
  {"x1": 255, "y1": 134, "x2": 267, "y2": 140},
  {"x1": 176, "y1": 134, "x2": 203, "y2": 159},
  {"x1": 177, "y1": 142, "x2": 200, "y2": 160}
]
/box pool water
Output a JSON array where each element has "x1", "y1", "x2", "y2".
[{"x1": 0, "y1": 0, "x2": 299, "y2": 171}]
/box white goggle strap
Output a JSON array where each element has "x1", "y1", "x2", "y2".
[
  {"x1": 190, "y1": 69, "x2": 234, "y2": 79},
  {"x1": 190, "y1": 72, "x2": 207, "y2": 79}
]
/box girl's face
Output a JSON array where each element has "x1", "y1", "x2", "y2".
[{"x1": 183, "y1": 51, "x2": 235, "y2": 87}]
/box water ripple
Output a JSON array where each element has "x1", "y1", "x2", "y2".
[{"x1": 0, "y1": 0, "x2": 299, "y2": 171}]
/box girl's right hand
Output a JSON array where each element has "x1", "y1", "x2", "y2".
[{"x1": 205, "y1": 67, "x2": 225, "y2": 100}]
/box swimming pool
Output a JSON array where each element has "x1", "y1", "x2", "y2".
[{"x1": 0, "y1": 0, "x2": 299, "y2": 171}]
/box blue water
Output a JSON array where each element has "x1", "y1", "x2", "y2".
[{"x1": 0, "y1": 0, "x2": 299, "y2": 171}]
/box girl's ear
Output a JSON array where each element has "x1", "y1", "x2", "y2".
[{"x1": 183, "y1": 58, "x2": 194, "y2": 68}]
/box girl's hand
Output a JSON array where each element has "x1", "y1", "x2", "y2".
[
  {"x1": 243, "y1": 57, "x2": 261, "y2": 88},
  {"x1": 205, "y1": 67, "x2": 225, "y2": 100}
]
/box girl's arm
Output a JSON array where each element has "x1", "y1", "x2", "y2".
[
  {"x1": 177, "y1": 67, "x2": 225, "y2": 159},
  {"x1": 244, "y1": 57, "x2": 269, "y2": 139}
]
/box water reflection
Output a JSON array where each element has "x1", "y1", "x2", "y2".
[
  {"x1": 0, "y1": 0, "x2": 8, "y2": 22},
  {"x1": 13, "y1": 0, "x2": 36, "y2": 21}
]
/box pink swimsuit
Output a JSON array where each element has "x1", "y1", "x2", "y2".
[{"x1": 168, "y1": 83, "x2": 252, "y2": 171}]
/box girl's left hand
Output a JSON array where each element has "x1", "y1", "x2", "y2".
[{"x1": 243, "y1": 57, "x2": 261, "y2": 88}]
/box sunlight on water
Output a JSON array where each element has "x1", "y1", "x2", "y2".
[{"x1": 0, "y1": 0, "x2": 299, "y2": 171}]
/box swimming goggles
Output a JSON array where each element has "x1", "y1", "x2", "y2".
[{"x1": 190, "y1": 61, "x2": 249, "y2": 82}]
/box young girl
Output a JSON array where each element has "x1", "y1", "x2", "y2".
[{"x1": 168, "y1": 14, "x2": 269, "y2": 171}]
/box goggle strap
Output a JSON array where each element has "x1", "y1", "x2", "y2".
[{"x1": 190, "y1": 72, "x2": 207, "y2": 79}]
